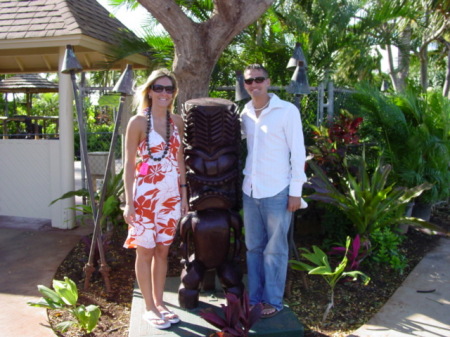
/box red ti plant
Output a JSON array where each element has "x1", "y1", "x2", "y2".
[
  {"x1": 308, "y1": 111, "x2": 363, "y2": 183},
  {"x1": 328, "y1": 112, "x2": 363, "y2": 146},
  {"x1": 200, "y1": 291, "x2": 262, "y2": 337},
  {"x1": 328, "y1": 234, "x2": 370, "y2": 271}
]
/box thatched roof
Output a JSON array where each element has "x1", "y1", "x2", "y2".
[{"x1": 0, "y1": 74, "x2": 59, "y2": 93}]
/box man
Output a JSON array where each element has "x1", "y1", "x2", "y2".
[{"x1": 241, "y1": 64, "x2": 307, "y2": 318}]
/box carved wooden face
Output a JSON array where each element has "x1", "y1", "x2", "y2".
[{"x1": 183, "y1": 98, "x2": 241, "y2": 210}]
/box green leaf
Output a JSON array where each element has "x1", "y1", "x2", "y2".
[
  {"x1": 309, "y1": 266, "x2": 332, "y2": 275},
  {"x1": 399, "y1": 216, "x2": 448, "y2": 235},
  {"x1": 55, "y1": 320, "x2": 76, "y2": 332},
  {"x1": 343, "y1": 271, "x2": 371, "y2": 285},
  {"x1": 53, "y1": 278, "x2": 78, "y2": 306},
  {"x1": 103, "y1": 195, "x2": 120, "y2": 216},
  {"x1": 27, "y1": 297, "x2": 63, "y2": 309},
  {"x1": 73, "y1": 304, "x2": 101, "y2": 333},
  {"x1": 289, "y1": 259, "x2": 315, "y2": 272},
  {"x1": 37, "y1": 285, "x2": 65, "y2": 306},
  {"x1": 300, "y1": 245, "x2": 329, "y2": 266},
  {"x1": 49, "y1": 189, "x2": 89, "y2": 206}
]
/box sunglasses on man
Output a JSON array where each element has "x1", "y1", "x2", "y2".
[
  {"x1": 150, "y1": 84, "x2": 175, "y2": 94},
  {"x1": 244, "y1": 77, "x2": 266, "y2": 85}
]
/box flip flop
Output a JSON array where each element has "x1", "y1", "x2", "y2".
[
  {"x1": 143, "y1": 311, "x2": 171, "y2": 329},
  {"x1": 261, "y1": 303, "x2": 280, "y2": 319},
  {"x1": 160, "y1": 310, "x2": 180, "y2": 324}
]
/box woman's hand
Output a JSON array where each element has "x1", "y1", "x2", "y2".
[
  {"x1": 123, "y1": 204, "x2": 136, "y2": 225},
  {"x1": 180, "y1": 198, "x2": 189, "y2": 217}
]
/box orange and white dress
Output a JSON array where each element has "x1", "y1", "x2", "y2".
[{"x1": 124, "y1": 115, "x2": 181, "y2": 249}]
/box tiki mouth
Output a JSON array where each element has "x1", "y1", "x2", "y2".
[
  {"x1": 186, "y1": 176, "x2": 240, "y2": 211},
  {"x1": 186, "y1": 170, "x2": 238, "y2": 183},
  {"x1": 189, "y1": 193, "x2": 234, "y2": 211}
]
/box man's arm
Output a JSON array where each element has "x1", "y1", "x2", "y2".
[{"x1": 285, "y1": 104, "x2": 307, "y2": 207}]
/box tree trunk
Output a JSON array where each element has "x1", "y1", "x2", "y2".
[
  {"x1": 441, "y1": 39, "x2": 450, "y2": 97},
  {"x1": 387, "y1": 44, "x2": 400, "y2": 92},
  {"x1": 137, "y1": 0, "x2": 275, "y2": 110},
  {"x1": 387, "y1": 24, "x2": 411, "y2": 93},
  {"x1": 393, "y1": 25, "x2": 411, "y2": 93},
  {"x1": 419, "y1": 46, "x2": 429, "y2": 91},
  {"x1": 417, "y1": 7, "x2": 450, "y2": 92}
]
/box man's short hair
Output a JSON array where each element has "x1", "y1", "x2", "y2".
[{"x1": 244, "y1": 64, "x2": 269, "y2": 78}]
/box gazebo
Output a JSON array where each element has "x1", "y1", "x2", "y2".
[
  {"x1": 0, "y1": 74, "x2": 60, "y2": 138},
  {"x1": 0, "y1": 0, "x2": 148, "y2": 228}
]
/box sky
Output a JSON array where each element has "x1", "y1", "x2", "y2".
[{"x1": 97, "y1": 0, "x2": 148, "y2": 37}]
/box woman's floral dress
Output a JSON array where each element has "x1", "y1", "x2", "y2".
[{"x1": 124, "y1": 113, "x2": 181, "y2": 249}]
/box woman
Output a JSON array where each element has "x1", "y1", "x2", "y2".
[{"x1": 123, "y1": 68, "x2": 188, "y2": 329}]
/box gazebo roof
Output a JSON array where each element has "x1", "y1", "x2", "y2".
[
  {"x1": 0, "y1": 74, "x2": 59, "y2": 93},
  {"x1": 0, "y1": 0, "x2": 148, "y2": 73}
]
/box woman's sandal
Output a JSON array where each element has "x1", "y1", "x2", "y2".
[
  {"x1": 160, "y1": 309, "x2": 180, "y2": 324},
  {"x1": 143, "y1": 311, "x2": 171, "y2": 329},
  {"x1": 261, "y1": 303, "x2": 280, "y2": 319}
]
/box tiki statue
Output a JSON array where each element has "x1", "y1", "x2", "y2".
[{"x1": 178, "y1": 97, "x2": 244, "y2": 309}]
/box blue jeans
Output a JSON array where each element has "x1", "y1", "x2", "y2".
[{"x1": 243, "y1": 187, "x2": 292, "y2": 311}]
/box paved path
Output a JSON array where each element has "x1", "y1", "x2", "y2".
[
  {"x1": 0, "y1": 216, "x2": 91, "y2": 337},
  {"x1": 350, "y1": 238, "x2": 450, "y2": 337}
]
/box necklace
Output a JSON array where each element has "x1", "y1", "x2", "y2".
[
  {"x1": 146, "y1": 108, "x2": 171, "y2": 161},
  {"x1": 254, "y1": 99, "x2": 270, "y2": 111}
]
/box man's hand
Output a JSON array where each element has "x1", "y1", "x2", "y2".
[{"x1": 288, "y1": 196, "x2": 302, "y2": 212}]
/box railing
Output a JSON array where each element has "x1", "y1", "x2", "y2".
[{"x1": 0, "y1": 115, "x2": 59, "y2": 139}]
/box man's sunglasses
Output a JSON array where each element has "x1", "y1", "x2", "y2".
[
  {"x1": 150, "y1": 84, "x2": 175, "y2": 94},
  {"x1": 244, "y1": 77, "x2": 266, "y2": 85}
]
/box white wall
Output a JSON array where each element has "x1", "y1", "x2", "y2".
[{"x1": 0, "y1": 139, "x2": 74, "y2": 228}]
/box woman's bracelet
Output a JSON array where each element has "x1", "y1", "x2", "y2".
[{"x1": 180, "y1": 184, "x2": 188, "y2": 188}]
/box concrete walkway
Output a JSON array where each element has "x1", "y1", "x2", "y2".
[
  {"x1": 0, "y1": 215, "x2": 91, "y2": 337},
  {"x1": 350, "y1": 238, "x2": 450, "y2": 337}
]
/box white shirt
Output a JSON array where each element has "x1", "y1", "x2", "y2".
[{"x1": 241, "y1": 93, "x2": 307, "y2": 200}]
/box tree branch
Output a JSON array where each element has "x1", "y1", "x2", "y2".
[
  {"x1": 207, "y1": 0, "x2": 274, "y2": 51},
  {"x1": 419, "y1": 18, "x2": 450, "y2": 56},
  {"x1": 137, "y1": 0, "x2": 197, "y2": 43},
  {"x1": 138, "y1": 0, "x2": 274, "y2": 54}
]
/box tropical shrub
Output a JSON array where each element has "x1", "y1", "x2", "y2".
[
  {"x1": 307, "y1": 157, "x2": 439, "y2": 238},
  {"x1": 28, "y1": 277, "x2": 101, "y2": 334},
  {"x1": 354, "y1": 84, "x2": 450, "y2": 204},
  {"x1": 369, "y1": 227, "x2": 408, "y2": 273},
  {"x1": 305, "y1": 110, "x2": 365, "y2": 242},
  {"x1": 308, "y1": 110, "x2": 363, "y2": 183},
  {"x1": 49, "y1": 169, "x2": 125, "y2": 231},
  {"x1": 328, "y1": 234, "x2": 370, "y2": 271},
  {"x1": 290, "y1": 236, "x2": 370, "y2": 323}
]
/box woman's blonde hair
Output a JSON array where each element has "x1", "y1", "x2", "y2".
[{"x1": 135, "y1": 68, "x2": 178, "y2": 113}]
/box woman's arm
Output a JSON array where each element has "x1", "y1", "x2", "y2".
[
  {"x1": 123, "y1": 115, "x2": 145, "y2": 224},
  {"x1": 173, "y1": 114, "x2": 189, "y2": 216}
]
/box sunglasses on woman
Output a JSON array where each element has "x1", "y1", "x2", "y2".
[
  {"x1": 244, "y1": 77, "x2": 266, "y2": 85},
  {"x1": 150, "y1": 84, "x2": 175, "y2": 94}
]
